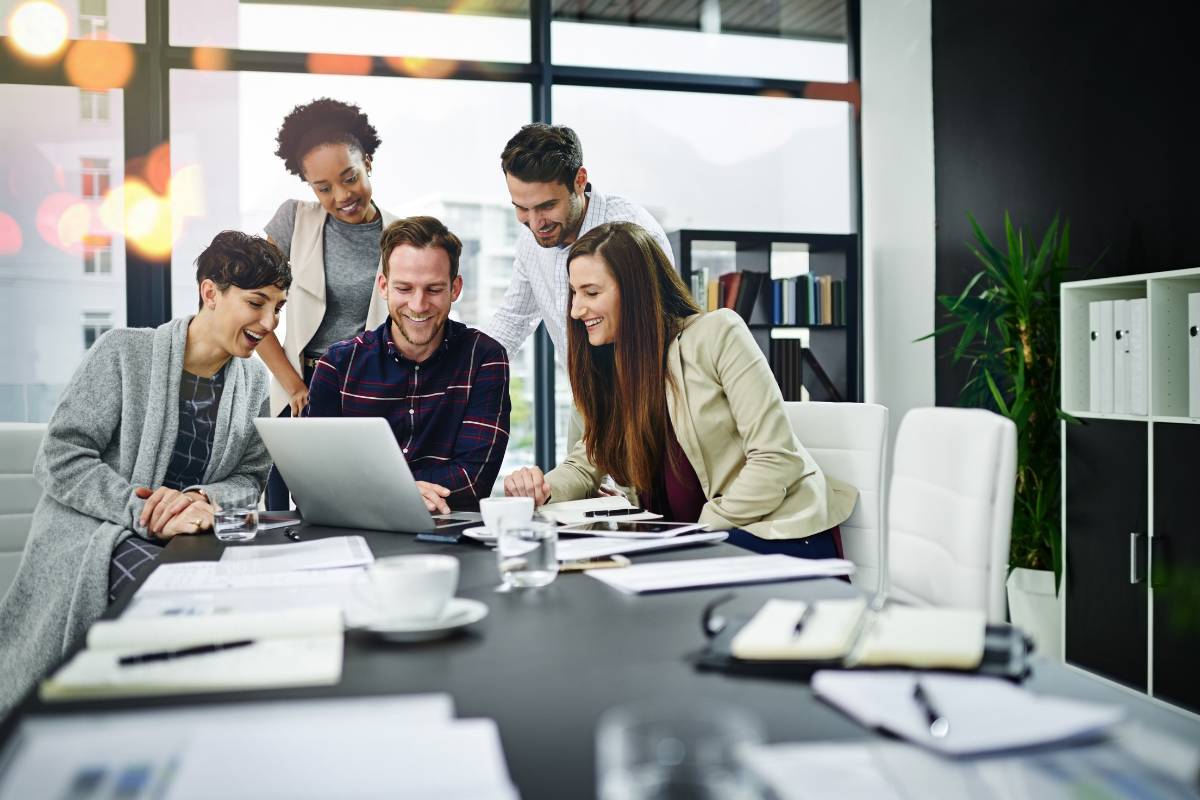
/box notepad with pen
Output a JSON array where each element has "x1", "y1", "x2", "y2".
[{"x1": 694, "y1": 598, "x2": 1033, "y2": 681}]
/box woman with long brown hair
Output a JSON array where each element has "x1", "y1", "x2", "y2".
[{"x1": 504, "y1": 222, "x2": 856, "y2": 556}]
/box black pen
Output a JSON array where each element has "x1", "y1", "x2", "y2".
[
  {"x1": 585, "y1": 507, "x2": 645, "y2": 518},
  {"x1": 912, "y1": 679, "x2": 950, "y2": 738},
  {"x1": 118, "y1": 639, "x2": 255, "y2": 667},
  {"x1": 792, "y1": 603, "x2": 816, "y2": 636}
]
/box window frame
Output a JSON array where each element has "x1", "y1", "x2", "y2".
[{"x1": 0, "y1": 0, "x2": 862, "y2": 469}]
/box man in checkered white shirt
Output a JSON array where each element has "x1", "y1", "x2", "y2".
[{"x1": 486, "y1": 123, "x2": 674, "y2": 362}]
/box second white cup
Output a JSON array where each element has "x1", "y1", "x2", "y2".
[
  {"x1": 369, "y1": 554, "x2": 459, "y2": 622},
  {"x1": 479, "y1": 496, "x2": 535, "y2": 535}
]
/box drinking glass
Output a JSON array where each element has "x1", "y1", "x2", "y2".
[
  {"x1": 496, "y1": 520, "x2": 557, "y2": 590},
  {"x1": 211, "y1": 486, "x2": 260, "y2": 542},
  {"x1": 596, "y1": 699, "x2": 764, "y2": 800}
]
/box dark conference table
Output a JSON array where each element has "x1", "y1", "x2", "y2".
[{"x1": 7, "y1": 525, "x2": 1200, "y2": 797}]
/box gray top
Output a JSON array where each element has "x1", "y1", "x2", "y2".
[
  {"x1": 266, "y1": 198, "x2": 384, "y2": 356},
  {"x1": 0, "y1": 318, "x2": 273, "y2": 713}
]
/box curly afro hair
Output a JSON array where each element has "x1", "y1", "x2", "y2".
[{"x1": 274, "y1": 98, "x2": 382, "y2": 179}]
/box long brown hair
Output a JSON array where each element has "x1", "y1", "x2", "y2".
[{"x1": 567, "y1": 222, "x2": 701, "y2": 493}]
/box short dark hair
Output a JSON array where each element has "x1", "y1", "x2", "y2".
[
  {"x1": 379, "y1": 216, "x2": 463, "y2": 282},
  {"x1": 500, "y1": 123, "x2": 583, "y2": 190},
  {"x1": 274, "y1": 98, "x2": 382, "y2": 179},
  {"x1": 194, "y1": 231, "x2": 292, "y2": 309}
]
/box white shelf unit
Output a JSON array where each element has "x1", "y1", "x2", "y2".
[
  {"x1": 1060, "y1": 267, "x2": 1200, "y2": 717},
  {"x1": 1061, "y1": 267, "x2": 1200, "y2": 418}
]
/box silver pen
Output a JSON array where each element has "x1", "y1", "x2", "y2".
[{"x1": 912, "y1": 679, "x2": 950, "y2": 738}]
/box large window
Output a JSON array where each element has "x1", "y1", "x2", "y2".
[
  {"x1": 1, "y1": 0, "x2": 856, "y2": 463},
  {"x1": 0, "y1": 84, "x2": 126, "y2": 422}
]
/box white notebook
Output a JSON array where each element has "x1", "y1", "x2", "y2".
[
  {"x1": 730, "y1": 600, "x2": 986, "y2": 670},
  {"x1": 41, "y1": 607, "x2": 344, "y2": 701},
  {"x1": 812, "y1": 670, "x2": 1124, "y2": 756},
  {"x1": 587, "y1": 554, "x2": 854, "y2": 594}
]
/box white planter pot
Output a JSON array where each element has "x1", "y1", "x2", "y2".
[{"x1": 1006, "y1": 567, "x2": 1062, "y2": 659}]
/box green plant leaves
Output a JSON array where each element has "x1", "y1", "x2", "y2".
[{"x1": 921, "y1": 212, "x2": 1072, "y2": 589}]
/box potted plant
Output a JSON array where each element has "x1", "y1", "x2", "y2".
[{"x1": 922, "y1": 212, "x2": 1074, "y2": 656}]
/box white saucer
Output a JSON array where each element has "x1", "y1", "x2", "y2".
[
  {"x1": 363, "y1": 598, "x2": 488, "y2": 643},
  {"x1": 461, "y1": 526, "x2": 498, "y2": 543}
]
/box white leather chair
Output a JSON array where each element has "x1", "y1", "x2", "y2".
[
  {"x1": 0, "y1": 423, "x2": 46, "y2": 598},
  {"x1": 887, "y1": 407, "x2": 1016, "y2": 623},
  {"x1": 784, "y1": 401, "x2": 889, "y2": 595}
]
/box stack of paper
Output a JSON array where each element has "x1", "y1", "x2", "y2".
[
  {"x1": 537, "y1": 496, "x2": 661, "y2": 524},
  {"x1": 558, "y1": 531, "x2": 727, "y2": 563},
  {"x1": 128, "y1": 536, "x2": 383, "y2": 627},
  {"x1": 41, "y1": 607, "x2": 344, "y2": 701},
  {"x1": 811, "y1": 670, "x2": 1124, "y2": 756},
  {"x1": 0, "y1": 695, "x2": 519, "y2": 799},
  {"x1": 587, "y1": 554, "x2": 854, "y2": 594}
]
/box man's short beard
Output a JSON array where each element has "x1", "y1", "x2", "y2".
[{"x1": 393, "y1": 311, "x2": 443, "y2": 347}]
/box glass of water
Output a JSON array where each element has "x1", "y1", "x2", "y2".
[
  {"x1": 496, "y1": 520, "x2": 557, "y2": 590},
  {"x1": 211, "y1": 486, "x2": 260, "y2": 543},
  {"x1": 596, "y1": 699, "x2": 764, "y2": 800}
]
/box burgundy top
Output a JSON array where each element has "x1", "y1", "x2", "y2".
[{"x1": 643, "y1": 417, "x2": 708, "y2": 522}]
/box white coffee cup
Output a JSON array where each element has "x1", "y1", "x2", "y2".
[
  {"x1": 479, "y1": 496, "x2": 534, "y2": 535},
  {"x1": 369, "y1": 554, "x2": 459, "y2": 622}
]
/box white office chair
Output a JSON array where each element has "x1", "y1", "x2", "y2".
[
  {"x1": 887, "y1": 407, "x2": 1016, "y2": 623},
  {"x1": 784, "y1": 401, "x2": 889, "y2": 595},
  {"x1": 0, "y1": 423, "x2": 46, "y2": 598}
]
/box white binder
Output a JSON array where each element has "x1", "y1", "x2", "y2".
[
  {"x1": 1113, "y1": 300, "x2": 1131, "y2": 414},
  {"x1": 1098, "y1": 300, "x2": 1115, "y2": 414},
  {"x1": 1189, "y1": 293, "x2": 1200, "y2": 418},
  {"x1": 1088, "y1": 302, "x2": 1102, "y2": 412},
  {"x1": 1128, "y1": 298, "x2": 1148, "y2": 416}
]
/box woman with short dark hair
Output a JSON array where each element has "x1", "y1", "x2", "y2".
[
  {"x1": 504, "y1": 222, "x2": 857, "y2": 555},
  {"x1": 255, "y1": 97, "x2": 400, "y2": 509},
  {"x1": 0, "y1": 231, "x2": 290, "y2": 712}
]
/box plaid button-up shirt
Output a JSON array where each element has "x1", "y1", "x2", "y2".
[{"x1": 306, "y1": 319, "x2": 511, "y2": 504}]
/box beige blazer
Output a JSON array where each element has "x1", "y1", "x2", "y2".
[
  {"x1": 269, "y1": 201, "x2": 397, "y2": 416},
  {"x1": 545, "y1": 309, "x2": 858, "y2": 539}
]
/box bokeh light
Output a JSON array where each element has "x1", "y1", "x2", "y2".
[
  {"x1": 144, "y1": 142, "x2": 172, "y2": 196},
  {"x1": 99, "y1": 178, "x2": 173, "y2": 260},
  {"x1": 170, "y1": 165, "x2": 206, "y2": 221},
  {"x1": 65, "y1": 38, "x2": 136, "y2": 90},
  {"x1": 56, "y1": 201, "x2": 91, "y2": 248},
  {"x1": 36, "y1": 192, "x2": 85, "y2": 253},
  {"x1": 6, "y1": 1, "x2": 68, "y2": 59},
  {"x1": 385, "y1": 56, "x2": 458, "y2": 80},
  {"x1": 0, "y1": 213, "x2": 22, "y2": 256},
  {"x1": 307, "y1": 53, "x2": 373, "y2": 76},
  {"x1": 192, "y1": 46, "x2": 231, "y2": 71}
]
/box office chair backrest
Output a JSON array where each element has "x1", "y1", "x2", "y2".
[
  {"x1": 784, "y1": 401, "x2": 889, "y2": 595},
  {"x1": 0, "y1": 423, "x2": 46, "y2": 598},
  {"x1": 887, "y1": 407, "x2": 1016, "y2": 623}
]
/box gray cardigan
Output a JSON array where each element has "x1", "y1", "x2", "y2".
[{"x1": 0, "y1": 317, "x2": 272, "y2": 713}]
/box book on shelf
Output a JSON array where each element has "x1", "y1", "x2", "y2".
[
  {"x1": 1086, "y1": 299, "x2": 1147, "y2": 417},
  {"x1": 719, "y1": 272, "x2": 742, "y2": 310}
]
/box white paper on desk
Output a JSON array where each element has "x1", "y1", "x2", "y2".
[
  {"x1": 558, "y1": 520, "x2": 707, "y2": 538},
  {"x1": 538, "y1": 495, "x2": 662, "y2": 524},
  {"x1": 126, "y1": 581, "x2": 384, "y2": 628},
  {"x1": 557, "y1": 531, "x2": 728, "y2": 562},
  {"x1": 0, "y1": 695, "x2": 459, "y2": 800},
  {"x1": 587, "y1": 554, "x2": 854, "y2": 594},
  {"x1": 218, "y1": 535, "x2": 374, "y2": 572},
  {"x1": 811, "y1": 670, "x2": 1124, "y2": 756},
  {"x1": 741, "y1": 738, "x2": 1200, "y2": 800},
  {"x1": 138, "y1": 561, "x2": 368, "y2": 594},
  {"x1": 167, "y1": 717, "x2": 518, "y2": 800}
]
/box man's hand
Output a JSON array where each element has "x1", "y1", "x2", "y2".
[
  {"x1": 158, "y1": 500, "x2": 215, "y2": 540},
  {"x1": 503, "y1": 467, "x2": 551, "y2": 506},
  {"x1": 288, "y1": 385, "x2": 309, "y2": 418},
  {"x1": 415, "y1": 481, "x2": 451, "y2": 514}
]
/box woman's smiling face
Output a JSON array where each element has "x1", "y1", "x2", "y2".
[
  {"x1": 569, "y1": 253, "x2": 620, "y2": 346},
  {"x1": 301, "y1": 142, "x2": 375, "y2": 224}
]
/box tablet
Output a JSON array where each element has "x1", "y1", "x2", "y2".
[{"x1": 557, "y1": 520, "x2": 708, "y2": 539}]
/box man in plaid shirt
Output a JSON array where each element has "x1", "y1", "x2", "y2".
[{"x1": 307, "y1": 216, "x2": 511, "y2": 513}]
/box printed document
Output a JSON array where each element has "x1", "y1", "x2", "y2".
[{"x1": 587, "y1": 554, "x2": 854, "y2": 594}]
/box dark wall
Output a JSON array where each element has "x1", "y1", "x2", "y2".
[{"x1": 931, "y1": 0, "x2": 1200, "y2": 405}]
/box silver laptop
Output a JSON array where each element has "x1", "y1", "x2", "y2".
[{"x1": 254, "y1": 417, "x2": 481, "y2": 533}]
